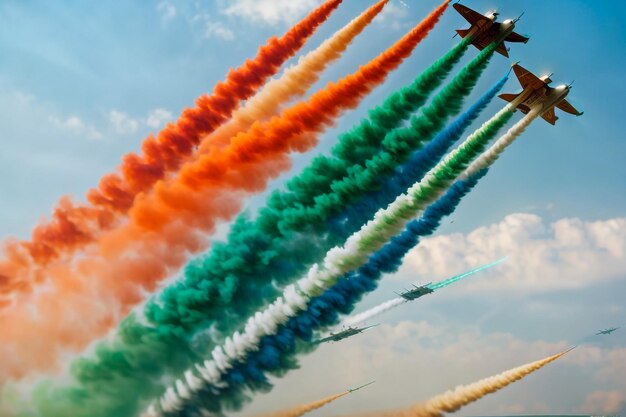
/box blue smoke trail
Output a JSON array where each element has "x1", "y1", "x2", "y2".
[
  {"x1": 170, "y1": 169, "x2": 492, "y2": 415},
  {"x1": 327, "y1": 73, "x2": 508, "y2": 239}
]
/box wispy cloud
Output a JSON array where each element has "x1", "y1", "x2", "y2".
[
  {"x1": 157, "y1": 1, "x2": 177, "y2": 23},
  {"x1": 107, "y1": 108, "x2": 173, "y2": 134},
  {"x1": 49, "y1": 114, "x2": 102, "y2": 140},
  {"x1": 192, "y1": 13, "x2": 235, "y2": 40},
  {"x1": 578, "y1": 390, "x2": 625, "y2": 414},
  {"x1": 108, "y1": 109, "x2": 140, "y2": 134},
  {"x1": 399, "y1": 213, "x2": 626, "y2": 293},
  {"x1": 145, "y1": 108, "x2": 173, "y2": 129},
  {"x1": 223, "y1": 0, "x2": 322, "y2": 26},
  {"x1": 376, "y1": 2, "x2": 409, "y2": 30}
]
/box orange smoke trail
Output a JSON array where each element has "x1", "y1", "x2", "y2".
[
  {"x1": 0, "y1": 1, "x2": 448, "y2": 379},
  {"x1": 132, "y1": 0, "x2": 450, "y2": 232},
  {"x1": 257, "y1": 392, "x2": 349, "y2": 417},
  {"x1": 376, "y1": 349, "x2": 571, "y2": 417},
  {"x1": 0, "y1": 0, "x2": 342, "y2": 298},
  {"x1": 199, "y1": 1, "x2": 388, "y2": 151}
]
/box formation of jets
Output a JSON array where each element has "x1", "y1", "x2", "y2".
[
  {"x1": 454, "y1": 2, "x2": 583, "y2": 125},
  {"x1": 315, "y1": 0, "x2": 589, "y2": 355},
  {"x1": 596, "y1": 327, "x2": 619, "y2": 336}
]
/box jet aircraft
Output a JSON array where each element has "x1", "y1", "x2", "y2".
[
  {"x1": 454, "y1": 3, "x2": 529, "y2": 57},
  {"x1": 395, "y1": 284, "x2": 434, "y2": 301},
  {"x1": 596, "y1": 327, "x2": 619, "y2": 335},
  {"x1": 316, "y1": 324, "x2": 379, "y2": 344},
  {"x1": 348, "y1": 380, "x2": 376, "y2": 393},
  {"x1": 499, "y1": 64, "x2": 583, "y2": 125}
]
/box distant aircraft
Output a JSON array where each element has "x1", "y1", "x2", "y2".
[
  {"x1": 453, "y1": 3, "x2": 528, "y2": 57},
  {"x1": 499, "y1": 64, "x2": 584, "y2": 125},
  {"x1": 348, "y1": 380, "x2": 376, "y2": 393},
  {"x1": 316, "y1": 324, "x2": 379, "y2": 344},
  {"x1": 596, "y1": 327, "x2": 619, "y2": 335},
  {"x1": 395, "y1": 283, "x2": 434, "y2": 301}
]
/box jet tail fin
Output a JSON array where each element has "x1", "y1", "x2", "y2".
[
  {"x1": 541, "y1": 107, "x2": 558, "y2": 125},
  {"x1": 495, "y1": 42, "x2": 509, "y2": 57},
  {"x1": 557, "y1": 98, "x2": 583, "y2": 116},
  {"x1": 455, "y1": 29, "x2": 471, "y2": 39}
]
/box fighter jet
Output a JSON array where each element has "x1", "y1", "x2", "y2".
[
  {"x1": 395, "y1": 283, "x2": 434, "y2": 301},
  {"x1": 454, "y1": 3, "x2": 529, "y2": 57},
  {"x1": 348, "y1": 380, "x2": 376, "y2": 393},
  {"x1": 316, "y1": 324, "x2": 379, "y2": 344},
  {"x1": 499, "y1": 64, "x2": 584, "y2": 125},
  {"x1": 596, "y1": 327, "x2": 619, "y2": 335}
]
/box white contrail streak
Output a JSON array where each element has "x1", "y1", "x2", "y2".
[{"x1": 343, "y1": 298, "x2": 405, "y2": 327}]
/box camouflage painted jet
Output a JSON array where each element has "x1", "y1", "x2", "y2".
[
  {"x1": 499, "y1": 64, "x2": 584, "y2": 125},
  {"x1": 316, "y1": 324, "x2": 379, "y2": 344},
  {"x1": 395, "y1": 283, "x2": 434, "y2": 301},
  {"x1": 453, "y1": 2, "x2": 528, "y2": 57},
  {"x1": 596, "y1": 327, "x2": 619, "y2": 335}
]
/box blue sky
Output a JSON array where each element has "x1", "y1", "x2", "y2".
[{"x1": 1, "y1": 0, "x2": 625, "y2": 415}]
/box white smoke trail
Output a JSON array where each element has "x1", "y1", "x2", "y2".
[
  {"x1": 153, "y1": 105, "x2": 536, "y2": 414},
  {"x1": 342, "y1": 259, "x2": 505, "y2": 327},
  {"x1": 461, "y1": 108, "x2": 540, "y2": 179},
  {"x1": 342, "y1": 298, "x2": 405, "y2": 327}
]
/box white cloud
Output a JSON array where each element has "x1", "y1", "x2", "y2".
[
  {"x1": 108, "y1": 109, "x2": 140, "y2": 135},
  {"x1": 203, "y1": 20, "x2": 235, "y2": 41},
  {"x1": 398, "y1": 213, "x2": 626, "y2": 293},
  {"x1": 157, "y1": 1, "x2": 177, "y2": 22},
  {"x1": 145, "y1": 108, "x2": 173, "y2": 129},
  {"x1": 193, "y1": 13, "x2": 235, "y2": 40},
  {"x1": 579, "y1": 390, "x2": 625, "y2": 414},
  {"x1": 107, "y1": 108, "x2": 172, "y2": 134},
  {"x1": 223, "y1": 0, "x2": 321, "y2": 26},
  {"x1": 49, "y1": 115, "x2": 102, "y2": 140},
  {"x1": 376, "y1": 2, "x2": 409, "y2": 30}
]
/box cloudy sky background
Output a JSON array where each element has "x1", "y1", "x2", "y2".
[{"x1": 1, "y1": 0, "x2": 625, "y2": 415}]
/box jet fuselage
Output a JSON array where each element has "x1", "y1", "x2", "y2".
[{"x1": 521, "y1": 84, "x2": 571, "y2": 115}]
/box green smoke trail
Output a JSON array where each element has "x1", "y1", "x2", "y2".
[
  {"x1": 277, "y1": 42, "x2": 498, "y2": 233},
  {"x1": 427, "y1": 257, "x2": 506, "y2": 290},
  {"x1": 25, "y1": 41, "x2": 471, "y2": 417},
  {"x1": 150, "y1": 108, "x2": 535, "y2": 414},
  {"x1": 150, "y1": 41, "x2": 473, "y2": 336}
]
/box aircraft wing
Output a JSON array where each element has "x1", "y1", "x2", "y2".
[
  {"x1": 316, "y1": 334, "x2": 336, "y2": 344},
  {"x1": 557, "y1": 98, "x2": 583, "y2": 115},
  {"x1": 499, "y1": 93, "x2": 520, "y2": 103},
  {"x1": 513, "y1": 64, "x2": 544, "y2": 89},
  {"x1": 453, "y1": 3, "x2": 490, "y2": 25},
  {"x1": 541, "y1": 107, "x2": 558, "y2": 125},
  {"x1": 359, "y1": 324, "x2": 380, "y2": 332},
  {"x1": 506, "y1": 31, "x2": 530, "y2": 44}
]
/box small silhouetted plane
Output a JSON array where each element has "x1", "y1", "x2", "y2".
[
  {"x1": 596, "y1": 327, "x2": 619, "y2": 335},
  {"x1": 348, "y1": 380, "x2": 376, "y2": 393},
  {"x1": 395, "y1": 284, "x2": 434, "y2": 301},
  {"x1": 316, "y1": 324, "x2": 379, "y2": 344},
  {"x1": 499, "y1": 64, "x2": 584, "y2": 125},
  {"x1": 453, "y1": 3, "x2": 528, "y2": 57}
]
